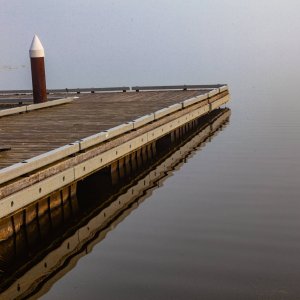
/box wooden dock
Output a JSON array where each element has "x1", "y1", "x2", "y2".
[
  {"x1": 0, "y1": 90, "x2": 207, "y2": 168},
  {"x1": 0, "y1": 85, "x2": 229, "y2": 220},
  {"x1": 0, "y1": 107, "x2": 230, "y2": 300}
]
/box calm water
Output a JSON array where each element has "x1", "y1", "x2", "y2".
[
  {"x1": 1, "y1": 1, "x2": 300, "y2": 299},
  {"x1": 0, "y1": 91, "x2": 299, "y2": 299},
  {"x1": 39, "y1": 92, "x2": 300, "y2": 300}
]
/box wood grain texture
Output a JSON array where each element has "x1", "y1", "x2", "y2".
[{"x1": 0, "y1": 90, "x2": 207, "y2": 169}]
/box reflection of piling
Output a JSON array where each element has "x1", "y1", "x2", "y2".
[{"x1": 29, "y1": 35, "x2": 47, "y2": 104}]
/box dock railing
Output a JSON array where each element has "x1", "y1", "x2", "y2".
[{"x1": 0, "y1": 85, "x2": 227, "y2": 95}]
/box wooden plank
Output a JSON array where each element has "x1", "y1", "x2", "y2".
[
  {"x1": 0, "y1": 90, "x2": 211, "y2": 170},
  {"x1": 0, "y1": 97, "x2": 74, "y2": 118},
  {"x1": 0, "y1": 100, "x2": 229, "y2": 217},
  {"x1": 49, "y1": 87, "x2": 130, "y2": 93},
  {"x1": 132, "y1": 84, "x2": 224, "y2": 91},
  {"x1": 0, "y1": 95, "x2": 217, "y2": 199},
  {"x1": 0, "y1": 87, "x2": 131, "y2": 95}
]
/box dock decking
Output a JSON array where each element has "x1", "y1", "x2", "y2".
[
  {"x1": 1, "y1": 90, "x2": 208, "y2": 168},
  {"x1": 0, "y1": 86, "x2": 229, "y2": 220}
]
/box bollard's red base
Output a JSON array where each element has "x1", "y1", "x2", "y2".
[{"x1": 30, "y1": 57, "x2": 47, "y2": 104}]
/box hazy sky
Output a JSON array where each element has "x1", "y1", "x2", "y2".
[{"x1": 1, "y1": 0, "x2": 300, "y2": 92}]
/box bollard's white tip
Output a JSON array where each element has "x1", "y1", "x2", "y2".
[{"x1": 29, "y1": 35, "x2": 45, "y2": 58}]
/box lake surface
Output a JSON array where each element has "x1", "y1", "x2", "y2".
[
  {"x1": 38, "y1": 90, "x2": 299, "y2": 300},
  {"x1": 1, "y1": 1, "x2": 300, "y2": 299},
  {"x1": 0, "y1": 84, "x2": 299, "y2": 299}
]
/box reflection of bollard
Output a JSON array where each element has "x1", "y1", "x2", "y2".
[{"x1": 29, "y1": 35, "x2": 47, "y2": 103}]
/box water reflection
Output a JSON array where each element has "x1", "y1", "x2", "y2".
[{"x1": 0, "y1": 108, "x2": 230, "y2": 300}]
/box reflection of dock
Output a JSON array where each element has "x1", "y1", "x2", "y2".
[
  {"x1": 0, "y1": 108, "x2": 230, "y2": 300},
  {"x1": 0, "y1": 86, "x2": 229, "y2": 220}
]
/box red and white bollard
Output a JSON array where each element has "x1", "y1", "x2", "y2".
[{"x1": 29, "y1": 35, "x2": 47, "y2": 103}]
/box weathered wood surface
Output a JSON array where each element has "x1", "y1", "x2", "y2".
[{"x1": 0, "y1": 90, "x2": 207, "y2": 169}]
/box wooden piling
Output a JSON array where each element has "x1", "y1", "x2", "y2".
[{"x1": 29, "y1": 35, "x2": 47, "y2": 103}]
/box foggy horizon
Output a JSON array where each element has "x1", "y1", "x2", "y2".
[{"x1": 1, "y1": 0, "x2": 300, "y2": 96}]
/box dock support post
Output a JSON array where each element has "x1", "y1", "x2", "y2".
[
  {"x1": 29, "y1": 35, "x2": 47, "y2": 104},
  {"x1": 118, "y1": 158, "x2": 125, "y2": 179},
  {"x1": 125, "y1": 155, "x2": 131, "y2": 175},
  {"x1": 170, "y1": 131, "x2": 175, "y2": 143},
  {"x1": 152, "y1": 141, "x2": 157, "y2": 156},
  {"x1": 136, "y1": 148, "x2": 142, "y2": 168},
  {"x1": 147, "y1": 144, "x2": 153, "y2": 160},
  {"x1": 142, "y1": 146, "x2": 148, "y2": 164},
  {"x1": 131, "y1": 152, "x2": 137, "y2": 172},
  {"x1": 111, "y1": 161, "x2": 119, "y2": 185}
]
